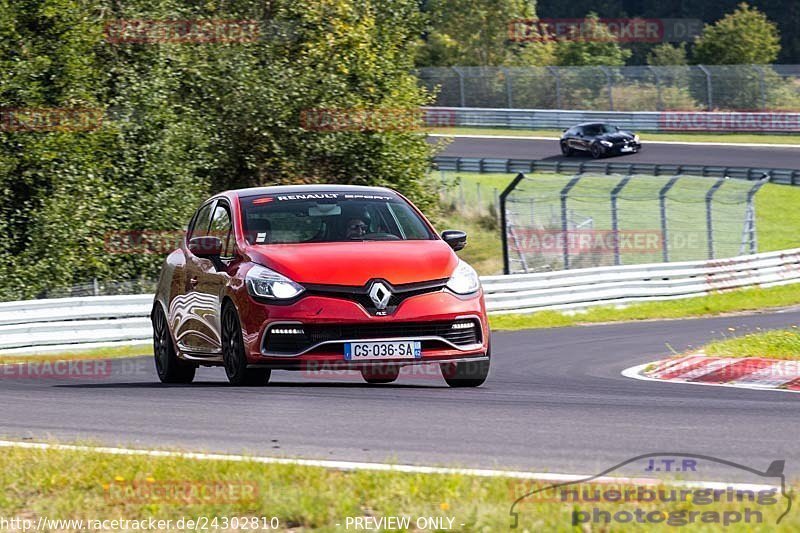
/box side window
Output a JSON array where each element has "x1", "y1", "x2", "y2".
[
  {"x1": 188, "y1": 202, "x2": 214, "y2": 241},
  {"x1": 210, "y1": 203, "x2": 233, "y2": 258}
]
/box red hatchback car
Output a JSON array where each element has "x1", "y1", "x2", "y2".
[{"x1": 151, "y1": 185, "x2": 490, "y2": 387}]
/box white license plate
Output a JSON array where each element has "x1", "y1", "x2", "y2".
[
  {"x1": 344, "y1": 341, "x2": 421, "y2": 361},
  {"x1": 620, "y1": 146, "x2": 634, "y2": 152}
]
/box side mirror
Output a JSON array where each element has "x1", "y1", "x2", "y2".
[
  {"x1": 188, "y1": 236, "x2": 222, "y2": 258},
  {"x1": 441, "y1": 230, "x2": 467, "y2": 251}
]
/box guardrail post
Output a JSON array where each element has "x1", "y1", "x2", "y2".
[
  {"x1": 658, "y1": 176, "x2": 681, "y2": 262},
  {"x1": 500, "y1": 173, "x2": 527, "y2": 275},
  {"x1": 560, "y1": 175, "x2": 582, "y2": 269},
  {"x1": 610, "y1": 175, "x2": 633, "y2": 266},
  {"x1": 744, "y1": 174, "x2": 771, "y2": 254},
  {"x1": 697, "y1": 65, "x2": 713, "y2": 111},
  {"x1": 705, "y1": 178, "x2": 726, "y2": 259}
]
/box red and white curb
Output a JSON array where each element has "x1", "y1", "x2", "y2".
[{"x1": 622, "y1": 352, "x2": 800, "y2": 394}]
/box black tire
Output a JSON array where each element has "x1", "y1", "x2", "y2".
[
  {"x1": 560, "y1": 141, "x2": 573, "y2": 157},
  {"x1": 440, "y1": 357, "x2": 490, "y2": 388},
  {"x1": 152, "y1": 306, "x2": 196, "y2": 384},
  {"x1": 590, "y1": 143, "x2": 603, "y2": 159},
  {"x1": 361, "y1": 365, "x2": 400, "y2": 384},
  {"x1": 222, "y1": 302, "x2": 271, "y2": 386}
]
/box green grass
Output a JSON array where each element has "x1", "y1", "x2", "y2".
[
  {"x1": 0, "y1": 344, "x2": 152, "y2": 364},
  {"x1": 429, "y1": 127, "x2": 800, "y2": 145},
  {"x1": 489, "y1": 283, "x2": 800, "y2": 331},
  {"x1": 704, "y1": 328, "x2": 800, "y2": 360},
  {"x1": 0, "y1": 444, "x2": 795, "y2": 532}
]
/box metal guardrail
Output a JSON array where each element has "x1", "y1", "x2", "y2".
[
  {"x1": 0, "y1": 295, "x2": 153, "y2": 352},
  {"x1": 2, "y1": 248, "x2": 800, "y2": 351},
  {"x1": 482, "y1": 248, "x2": 800, "y2": 314},
  {"x1": 424, "y1": 106, "x2": 800, "y2": 133},
  {"x1": 432, "y1": 156, "x2": 800, "y2": 186}
]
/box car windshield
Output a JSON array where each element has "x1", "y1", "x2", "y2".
[
  {"x1": 583, "y1": 124, "x2": 617, "y2": 136},
  {"x1": 240, "y1": 192, "x2": 435, "y2": 244}
]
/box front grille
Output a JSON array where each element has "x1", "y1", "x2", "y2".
[
  {"x1": 304, "y1": 278, "x2": 448, "y2": 315},
  {"x1": 264, "y1": 320, "x2": 481, "y2": 355}
]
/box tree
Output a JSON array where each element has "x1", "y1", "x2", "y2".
[
  {"x1": 647, "y1": 43, "x2": 688, "y2": 66},
  {"x1": 0, "y1": 0, "x2": 437, "y2": 300},
  {"x1": 551, "y1": 13, "x2": 631, "y2": 66},
  {"x1": 693, "y1": 3, "x2": 780, "y2": 65},
  {"x1": 416, "y1": 0, "x2": 553, "y2": 66}
]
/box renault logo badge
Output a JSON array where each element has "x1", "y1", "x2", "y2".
[{"x1": 368, "y1": 281, "x2": 392, "y2": 310}]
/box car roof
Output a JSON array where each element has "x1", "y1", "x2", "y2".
[
  {"x1": 575, "y1": 122, "x2": 612, "y2": 128},
  {"x1": 223, "y1": 184, "x2": 399, "y2": 199}
]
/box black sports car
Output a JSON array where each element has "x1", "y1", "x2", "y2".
[{"x1": 560, "y1": 122, "x2": 641, "y2": 158}]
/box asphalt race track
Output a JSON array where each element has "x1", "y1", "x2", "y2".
[
  {"x1": 434, "y1": 135, "x2": 800, "y2": 169},
  {"x1": 2, "y1": 309, "x2": 799, "y2": 481}
]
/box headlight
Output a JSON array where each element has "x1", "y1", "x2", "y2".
[
  {"x1": 600, "y1": 140, "x2": 613, "y2": 147},
  {"x1": 446, "y1": 260, "x2": 480, "y2": 295},
  {"x1": 246, "y1": 264, "x2": 304, "y2": 300},
  {"x1": 633, "y1": 134, "x2": 640, "y2": 143}
]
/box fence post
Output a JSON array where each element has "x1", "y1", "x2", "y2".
[
  {"x1": 610, "y1": 175, "x2": 633, "y2": 266},
  {"x1": 560, "y1": 176, "x2": 582, "y2": 269},
  {"x1": 658, "y1": 176, "x2": 681, "y2": 262},
  {"x1": 600, "y1": 66, "x2": 614, "y2": 110},
  {"x1": 745, "y1": 174, "x2": 771, "y2": 254},
  {"x1": 754, "y1": 65, "x2": 767, "y2": 110},
  {"x1": 453, "y1": 67, "x2": 466, "y2": 107},
  {"x1": 649, "y1": 66, "x2": 663, "y2": 111},
  {"x1": 547, "y1": 66, "x2": 562, "y2": 109},
  {"x1": 705, "y1": 178, "x2": 726, "y2": 259},
  {"x1": 500, "y1": 173, "x2": 527, "y2": 275},
  {"x1": 697, "y1": 65, "x2": 713, "y2": 111},
  {"x1": 502, "y1": 67, "x2": 514, "y2": 108}
]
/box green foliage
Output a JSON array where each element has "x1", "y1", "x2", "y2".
[
  {"x1": 0, "y1": 0, "x2": 436, "y2": 300},
  {"x1": 647, "y1": 43, "x2": 688, "y2": 66},
  {"x1": 416, "y1": 0, "x2": 554, "y2": 67},
  {"x1": 693, "y1": 3, "x2": 780, "y2": 65},
  {"x1": 551, "y1": 13, "x2": 631, "y2": 67}
]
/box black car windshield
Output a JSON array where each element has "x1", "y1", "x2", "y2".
[
  {"x1": 583, "y1": 124, "x2": 617, "y2": 136},
  {"x1": 239, "y1": 192, "x2": 435, "y2": 244}
]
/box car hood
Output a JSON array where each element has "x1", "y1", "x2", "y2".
[
  {"x1": 245, "y1": 240, "x2": 458, "y2": 286},
  {"x1": 599, "y1": 131, "x2": 635, "y2": 142}
]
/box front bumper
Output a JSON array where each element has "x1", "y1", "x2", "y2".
[
  {"x1": 608, "y1": 141, "x2": 641, "y2": 154},
  {"x1": 237, "y1": 289, "x2": 489, "y2": 369}
]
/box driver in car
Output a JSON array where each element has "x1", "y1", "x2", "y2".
[{"x1": 345, "y1": 217, "x2": 369, "y2": 240}]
